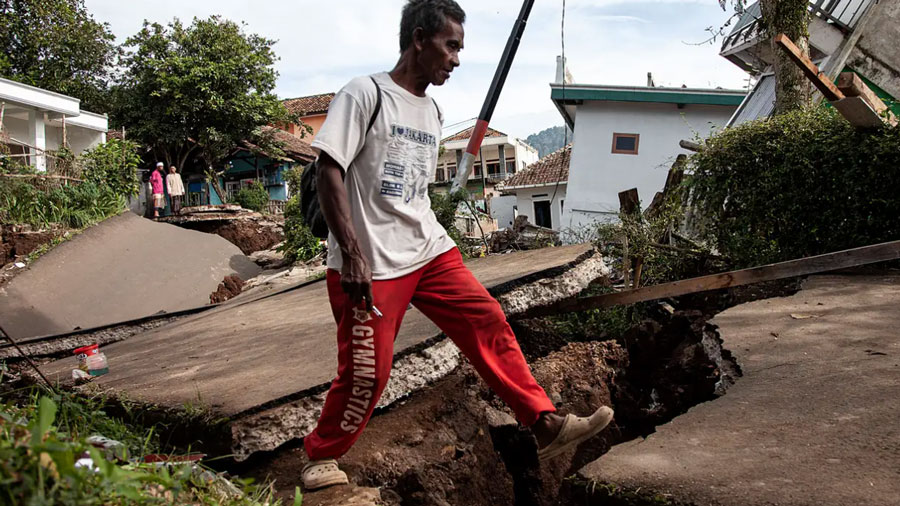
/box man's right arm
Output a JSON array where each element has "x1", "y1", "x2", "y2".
[{"x1": 316, "y1": 152, "x2": 374, "y2": 310}]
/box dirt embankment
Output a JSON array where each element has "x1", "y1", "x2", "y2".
[{"x1": 177, "y1": 216, "x2": 283, "y2": 255}]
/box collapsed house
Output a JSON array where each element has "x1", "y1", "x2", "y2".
[{"x1": 721, "y1": 0, "x2": 900, "y2": 125}]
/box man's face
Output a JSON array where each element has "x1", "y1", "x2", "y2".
[{"x1": 416, "y1": 18, "x2": 464, "y2": 86}]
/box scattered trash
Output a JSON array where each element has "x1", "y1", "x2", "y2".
[
  {"x1": 14, "y1": 262, "x2": 25, "y2": 268},
  {"x1": 790, "y1": 313, "x2": 821, "y2": 320},
  {"x1": 71, "y1": 369, "x2": 91, "y2": 383},
  {"x1": 73, "y1": 344, "x2": 109, "y2": 376}
]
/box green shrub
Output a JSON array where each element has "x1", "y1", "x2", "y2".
[
  {"x1": 81, "y1": 139, "x2": 142, "y2": 197},
  {"x1": 0, "y1": 388, "x2": 279, "y2": 505},
  {"x1": 0, "y1": 180, "x2": 124, "y2": 228},
  {"x1": 688, "y1": 107, "x2": 900, "y2": 267},
  {"x1": 282, "y1": 164, "x2": 304, "y2": 198},
  {"x1": 429, "y1": 188, "x2": 465, "y2": 246},
  {"x1": 277, "y1": 195, "x2": 324, "y2": 263},
  {"x1": 234, "y1": 181, "x2": 270, "y2": 212}
]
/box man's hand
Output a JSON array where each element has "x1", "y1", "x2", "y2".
[{"x1": 341, "y1": 252, "x2": 374, "y2": 311}]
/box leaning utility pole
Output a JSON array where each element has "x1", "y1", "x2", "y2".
[{"x1": 451, "y1": 0, "x2": 535, "y2": 194}]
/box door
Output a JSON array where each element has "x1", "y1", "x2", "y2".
[{"x1": 533, "y1": 200, "x2": 552, "y2": 228}]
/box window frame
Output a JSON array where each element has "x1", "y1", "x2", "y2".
[{"x1": 611, "y1": 133, "x2": 640, "y2": 155}]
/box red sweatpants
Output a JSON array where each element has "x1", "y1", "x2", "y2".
[{"x1": 304, "y1": 248, "x2": 555, "y2": 460}]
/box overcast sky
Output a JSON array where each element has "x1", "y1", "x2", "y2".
[{"x1": 84, "y1": 0, "x2": 750, "y2": 140}]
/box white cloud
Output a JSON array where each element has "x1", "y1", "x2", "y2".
[{"x1": 85, "y1": 0, "x2": 748, "y2": 140}]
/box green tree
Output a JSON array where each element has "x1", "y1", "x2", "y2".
[
  {"x1": 112, "y1": 16, "x2": 294, "y2": 174},
  {"x1": 0, "y1": 0, "x2": 118, "y2": 113},
  {"x1": 81, "y1": 138, "x2": 142, "y2": 197}
]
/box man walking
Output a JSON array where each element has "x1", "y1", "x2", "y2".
[{"x1": 302, "y1": 0, "x2": 613, "y2": 490}]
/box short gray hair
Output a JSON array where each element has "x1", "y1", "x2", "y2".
[{"x1": 399, "y1": 0, "x2": 466, "y2": 52}]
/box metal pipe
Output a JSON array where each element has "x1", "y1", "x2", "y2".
[{"x1": 451, "y1": 0, "x2": 535, "y2": 194}]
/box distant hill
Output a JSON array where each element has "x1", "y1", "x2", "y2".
[{"x1": 525, "y1": 125, "x2": 573, "y2": 158}]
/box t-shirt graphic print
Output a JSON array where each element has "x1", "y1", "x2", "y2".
[
  {"x1": 310, "y1": 72, "x2": 457, "y2": 280},
  {"x1": 381, "y1": 124, "x2": 437, "y2": 203}
]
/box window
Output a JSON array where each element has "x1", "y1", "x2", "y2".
[
  {"x1": 506, "y1": 160, "x2": 517, "y2": 174},
  {"x1": 435, "y1": 167, "x2": 445, "y2": 182},
  {"x1": 533, "y1": 201, "x2": 552, "y2": 228},
  {"x1": 474, "y1": 162, "x2": 482, "y2": 177},
  {"x1": 612, "y1": 133, "x2": 640, "y2": 155}
]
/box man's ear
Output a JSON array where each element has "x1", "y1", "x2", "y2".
[{"x1": 412, "y1": 26, "x2": 426, "y2": 52}]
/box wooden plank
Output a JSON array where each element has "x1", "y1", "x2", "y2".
[
  {"x1": 832, "y1": 97, "x2": 885, "y2": 129},
  {"x1": 837, "y1": 72, "x2": 887, "y2": 113},
  {"x1": 836, "y1": 72, "x2": 898, "y2": 126},
  {"x1": 518, "y1": 240, "x2": 900, "y2": 319},
  {"x1": 679, "y1": 139, "x2": 701, "y2": 152},
  {"x1": 774, "y1": 34, "x2": 845, "y2": 102},
  {"x1": 618, "y1": 188, "x2": 640, "y2": 216}
]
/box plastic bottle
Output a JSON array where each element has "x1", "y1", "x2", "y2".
[{"x1": 86, "y1": 352, "x2": 109, "y2": 376}]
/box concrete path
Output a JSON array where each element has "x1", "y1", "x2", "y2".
[
  {"x1": 41, "y1": 244, "x2": 599, "y2": 418},
  {"x1": 579, "y1": 273, "x2": 900, "y2": 506},
  {"x1": 0, "y1": 212, "x2": 259, "y2": 339}
]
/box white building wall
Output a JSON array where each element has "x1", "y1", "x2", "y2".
[
  {"x1": 562, "y1": 101, "x2": 734, "y2": 238},
  {"x1": 514, "y1": 185, "x2": 567, "y2": 230},
  {"x1": 491, "y1": 194, "x2": 518, "y2": 229}
]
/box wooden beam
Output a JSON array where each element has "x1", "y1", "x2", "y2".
[
  {"x1": 618, "y1": 188, "x2": 640, "y2": 216},
  {"x1": 679, "y1": 139, "x2": 701, "y2": 152},
  {"x1": 837, "y1": 72, "x2": 898, "y2": 126},
  {"x1": 517, "y1": 240, "x2": 900, "y2": 319},
  {"x1": 774, "y1": 34, "x2": 845, "y2": 102},
  {"x1": 831, "y1": 97, "x2": 886, "y2": 129},
  {"x1": 837, "y1": 72, "x2": 887, "y2": 113}
]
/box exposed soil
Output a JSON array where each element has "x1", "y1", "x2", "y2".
[
  {"x1": 0, "y1": 224, "x2": 67, "y2": 264},
  {"x1": 178, "y1": 217, "x2": 283, "y2": 255},
  {"x1": 0, "y1": 224, "x2": 69, "y2": 287},
  {"x1": 209, "y1": 274, "x2": 245, "y2": 304}
]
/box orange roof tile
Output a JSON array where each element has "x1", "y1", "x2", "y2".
[
  {"x1": 283, "y1": 93, "x2": 335, "y2": 116},
  {"x1": 503, "y1": 144, "x2": 570, "y2": 189},
  {"x1": 442, "y1": 125, "x2": 506, "y2": 143}
]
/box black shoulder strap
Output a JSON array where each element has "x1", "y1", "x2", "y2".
[
  {"x1": 431, "y1": 98, "x2": 442, "y2": 124},
  {"x1": 366, "y1": 76, "x2": 382, "y2": 134}
]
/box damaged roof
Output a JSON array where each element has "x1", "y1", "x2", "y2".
[
  {"x1": 442, "y1": 125, "x2": 506, "y2": 143},
  {"x1": 503, "y1": 144, "x2": 570, "y2": 189},
  {"x1": 283, "y1": 93, "x2": 335, "y2": 116},
  {"x1": 241, "y1": 126, "x2": 317, "y2": 163}
]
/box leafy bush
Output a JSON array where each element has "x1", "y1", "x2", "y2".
[
  {"x1": 0, "y1": 388, "x2": 280, "y2": 505},
  {"x1": 429, "y1": 188, "x2": 466, "y2": 246},
  {"x1": 81, "y1": 138, "x2": 142, "y2": 197},
  {"x1": 0, "y1": 179, "x2": 125, "y2": 228},
  {"x1": 282, "y1": 164, "x2": 304, "y2": 198},
  {"x1": 234, "y1": 181, "x2": 269, "y2": 212},
  {"x1": 688, "y1": 107, "x2": 900, "y2": 267},
  {"x1": 277, "y1": 195, "x2": 323, "y2": 263}
]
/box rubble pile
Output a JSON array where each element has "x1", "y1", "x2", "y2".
[{"x1": 489, "y1": 216, "x2": 560, "y2": 253}]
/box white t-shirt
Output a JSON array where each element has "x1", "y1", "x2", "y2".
[{"x1": 310, "y1": 72, "x2": 457, "y2": 280}]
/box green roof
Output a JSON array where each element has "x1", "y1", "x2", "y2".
[{"x1": 551, "y1": 86, "x2": 746, "y2": 106}]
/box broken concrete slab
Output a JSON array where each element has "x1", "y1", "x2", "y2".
[
  {"x1": 42, "y1": 244, "x2": 608, "y2": 460},
  {"x1": 578, "y1": 273, "x2": 900, "y2": 506},
  {"x1": 0, "y1": 212, "x2": 259, "y2": 339}
]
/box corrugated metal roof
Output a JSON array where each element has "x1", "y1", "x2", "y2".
[{"x1": 728, "y1": 74, "x2": 776, "y2": 126}]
